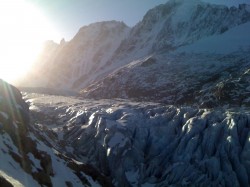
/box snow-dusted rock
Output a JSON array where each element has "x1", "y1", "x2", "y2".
[
  {"x1": 78, "y1": 1, "x2": 250, "y2": 105},
  {"x1": 0, "y1": 80, "x2": 112, "y2": 187},
  {"x1": 81, "y1": 51, "x2": 250, "y2": 108}
]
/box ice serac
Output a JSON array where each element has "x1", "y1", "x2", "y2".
[
  {"x1": 0, "y1": 80, "x2": 113, "y2": 187},
  {"x1": 26, "y1": 94, "x2": 250, "y2": 187}
]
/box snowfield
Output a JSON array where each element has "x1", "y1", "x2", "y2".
[{"x1": 24, "y1": 93, "x2": 250, "y2": 187}]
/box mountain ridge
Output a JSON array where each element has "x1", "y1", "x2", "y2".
[{"x1": 18, "y1": 1, "x2": 250, "y2": 94}]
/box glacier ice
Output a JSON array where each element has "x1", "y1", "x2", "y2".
[{"x1": 27, "y1": 94, "x2": 250, "y2": 186}]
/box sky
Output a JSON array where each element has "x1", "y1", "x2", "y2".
[
  {"x1": 0, "y1": 0, "x2": 249, "y2": 83},
  {"x1": 25, "y1": 0, "x2": 250, "y2": 40}
]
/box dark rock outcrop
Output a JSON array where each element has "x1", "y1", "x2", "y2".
[{"x1": 0, "y1": 175, "x2": 13, "y2": 187}]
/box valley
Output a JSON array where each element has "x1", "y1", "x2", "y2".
[{"x1": 1, "y1": 0, "x2": 250, "y2": 186}]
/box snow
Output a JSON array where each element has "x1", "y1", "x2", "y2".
[
  {"x1": 177, "y1": 22, "x2": 250, "y2": 54},
  {"x1": 27, "y1": 153, "x2": 42, "y2": 172},
  {"x1": 0, "y1": 134, "x2": 40, "y2": 187},
  {"x1": 0, "y1": 133, "x2": 20, "y2": 156},
  {"x1": 0, "y1": 114, "x2": 101, "y2": 187},
  {"x1": 50, "y1": 157, "x2": 82, "y2": 187},
  {"x1": 33, "y1": 136, "x2": 101, "y2": 187}
]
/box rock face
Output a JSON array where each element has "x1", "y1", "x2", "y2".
[
  {"x1": 26, "y1": 94, "x2": 250, "y2": 187},
  {"x1": 0, "y1": 79, "x2": 29, "y2": 136},
  {"x1": 0, "y1": 80, "x2": 113, "y2": 187}
]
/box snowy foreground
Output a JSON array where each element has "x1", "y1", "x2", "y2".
[
  {"x1": 0, "y1": 85, "x2": 111, "y2": 187},
  {"x1": 22, "y1": 93, "x2": 250, "y2": 187}
]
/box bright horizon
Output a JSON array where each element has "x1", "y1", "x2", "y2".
[
  {"x1": 0, "y1": 0, "x2": 249, "y2": 84},
  {"x1": 0, "y1": 0, "x2": 61, "y2": 83}
]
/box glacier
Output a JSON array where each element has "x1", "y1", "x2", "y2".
[{"x1": 24, "y1": 93, "x2": 250, "y2": 187}]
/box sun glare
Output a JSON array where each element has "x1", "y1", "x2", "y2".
[{"x1": 0, "y1": 0, "x2": 61, "y2": 84}]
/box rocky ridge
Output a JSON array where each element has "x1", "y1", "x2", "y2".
[{"x1": 0, "y1": 80, "x2": 112, "y2": 187}]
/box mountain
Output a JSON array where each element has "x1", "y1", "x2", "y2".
[
  {"x1": 111, "y1": 0, "x2": 250, "y2": 58},
  {"x1": 81, "y1": 51, "x2": 250, "y2": 108},
  {"x1": 80, "y1": 1, "x2": 250, "y2": 107},
  {"x1": 17, "y1": 1, "x2": 250, "y2": 109},
  {"x1": 19, "y1": 21, "x2": 130, "y2": 90},
  {"x1": 0, "y1": 79, "x2": 113, "y2": 187}
]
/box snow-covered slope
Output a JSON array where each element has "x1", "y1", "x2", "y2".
[
  {"x1": 177, "y1": 22, "x2": 250, "y2": 54},
  {"x1": 0, "y1": 80, "x2": 112, "y2": 187},
  {"x1": 109, "y1": 0, "x2": 250, "y2": 62},
  {"x1": 25, "y1": 93, "x2": 250, "y2": 187}
]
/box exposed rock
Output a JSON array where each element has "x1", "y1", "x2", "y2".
[{"x1": 0, "y1": 80, "x2": 111, "y2": 186}]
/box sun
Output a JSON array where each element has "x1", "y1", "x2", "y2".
[{"x1": 0, "y1": 0, "x2": 61, "y2": 84}]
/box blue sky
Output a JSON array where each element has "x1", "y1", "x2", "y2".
[{"x1": 27, "y1": 0, "x2": 250, "y2": 40}]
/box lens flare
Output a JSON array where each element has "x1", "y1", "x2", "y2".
[{"x1": 0, "y1": 0, "x2": 61, "y2": 83}]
